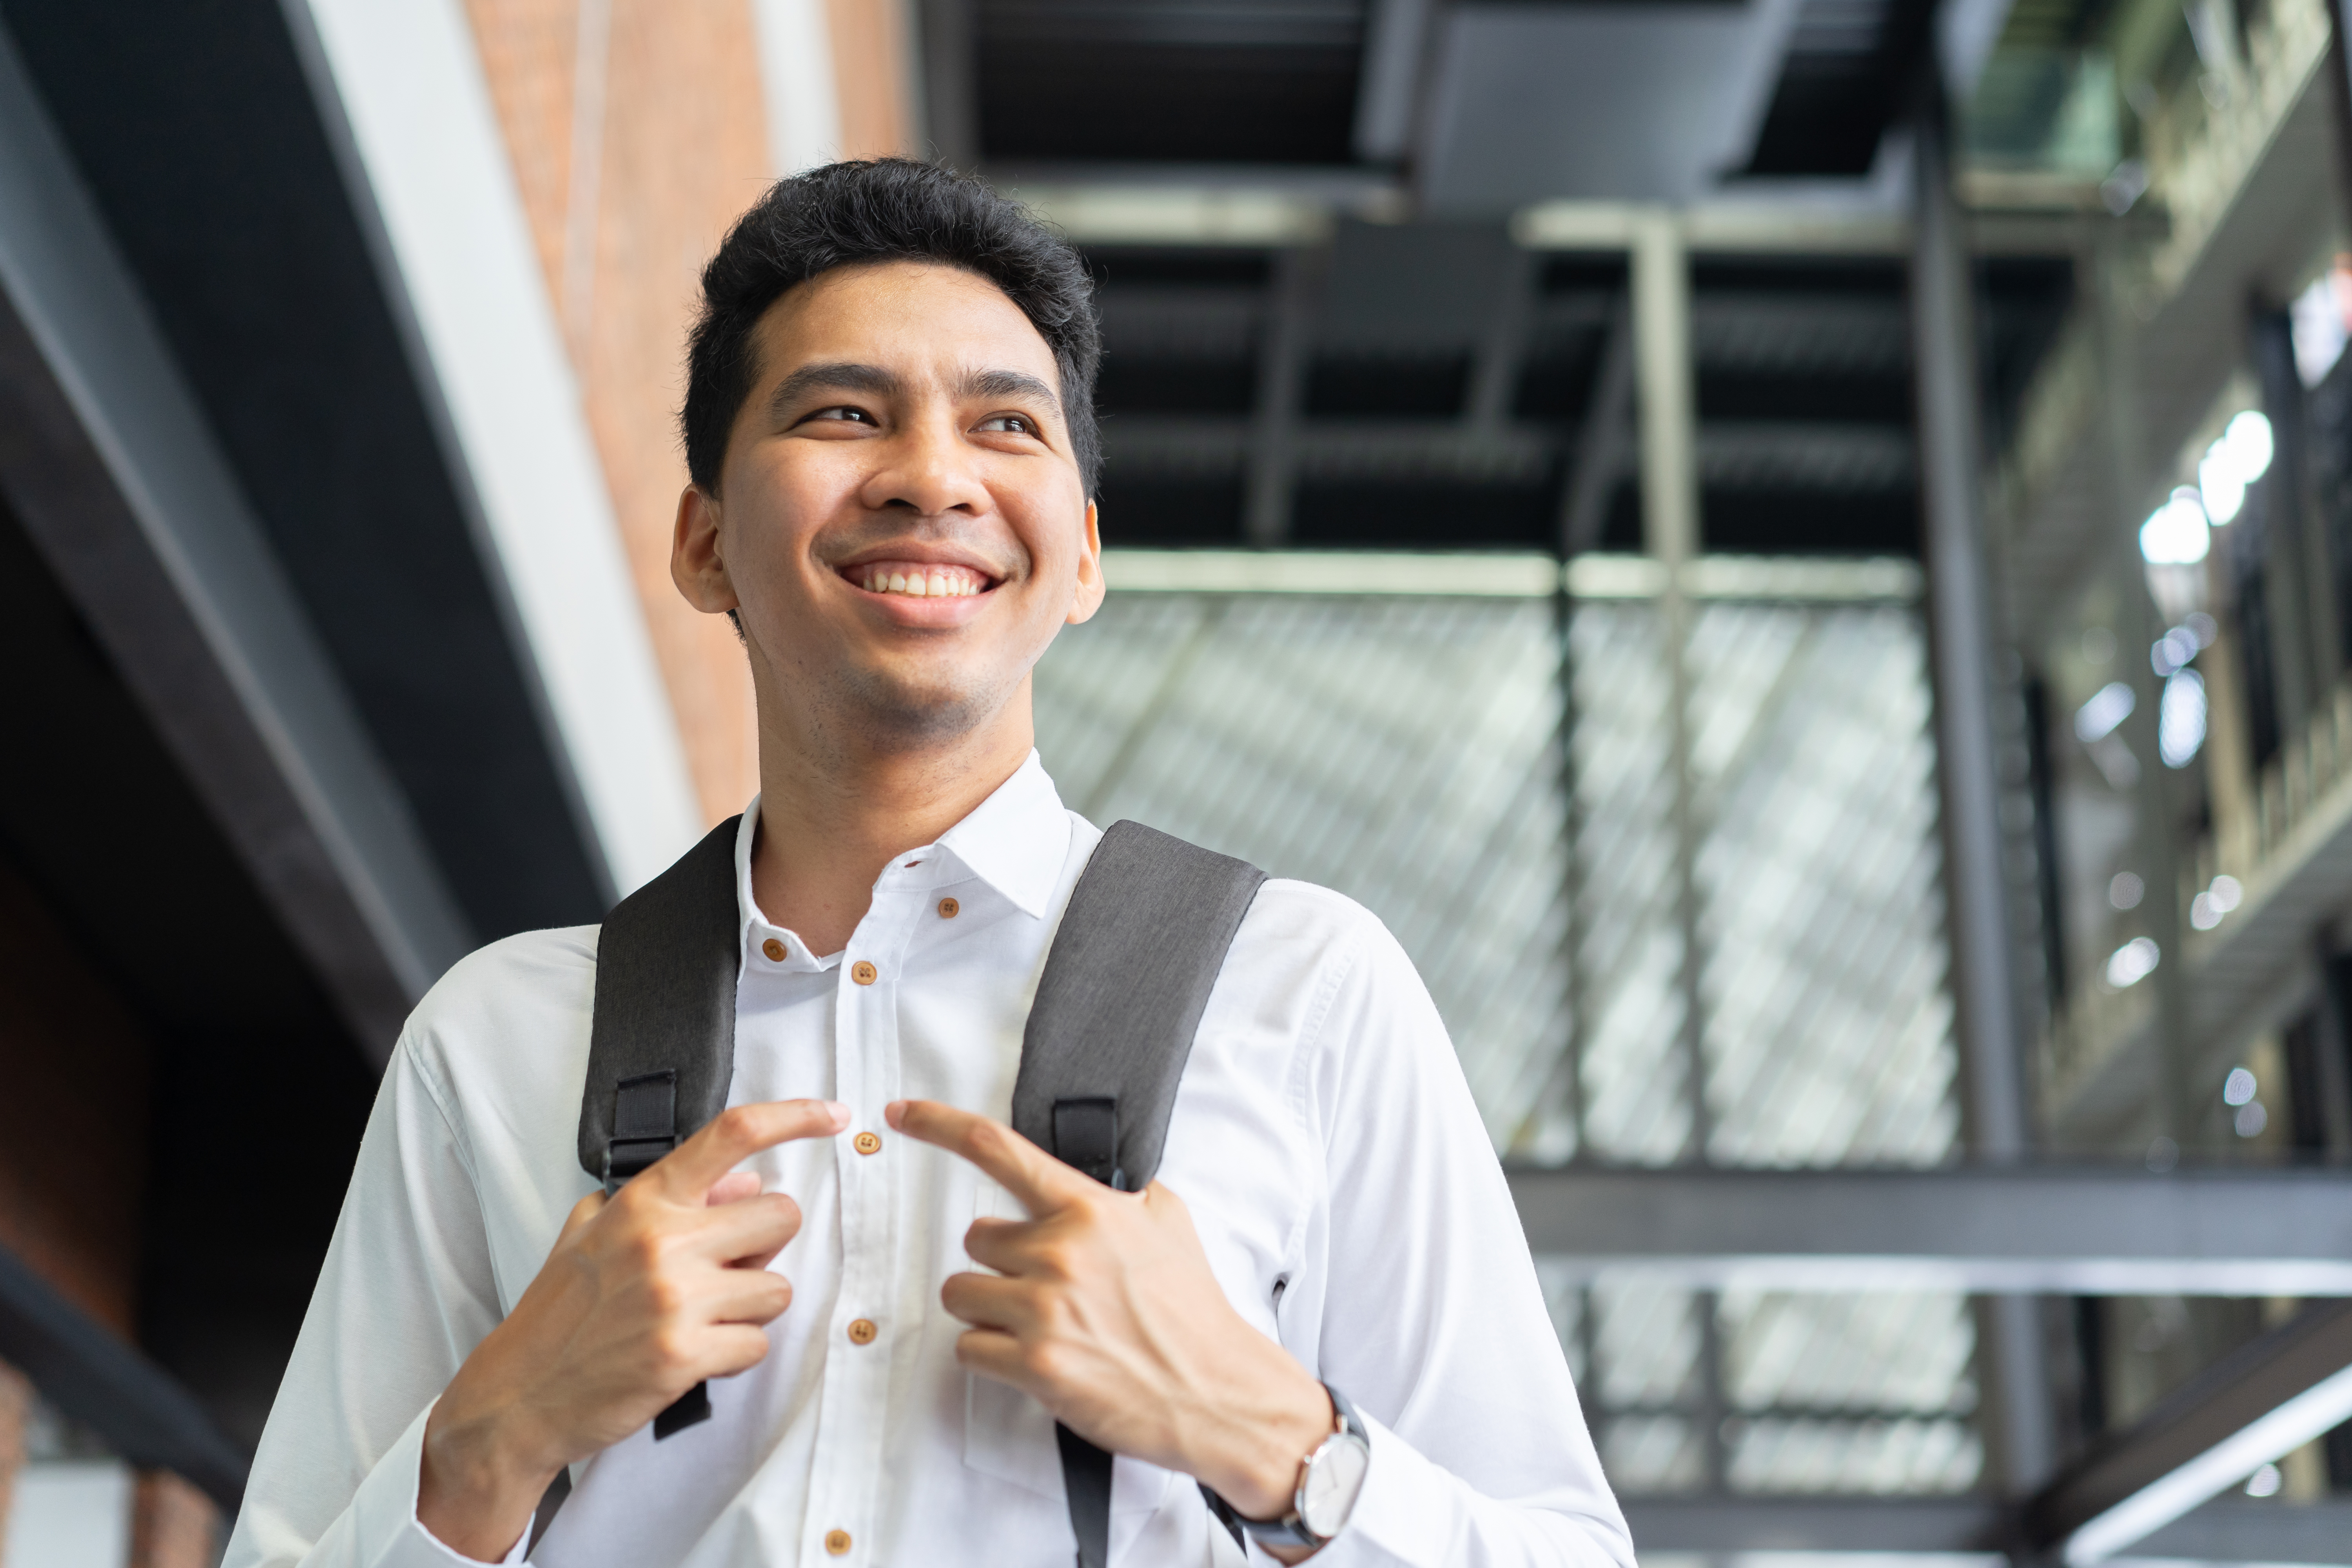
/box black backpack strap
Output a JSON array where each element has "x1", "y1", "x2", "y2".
[
  {"x1": 576, "y1": 812, "x2": 744, "y2": 1441},
  {"x1": 1013, "y1": 820, "x2": 1266, "y2": 1568}
]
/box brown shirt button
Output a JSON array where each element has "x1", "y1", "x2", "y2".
[
  {"x1": 824, "y1": 1528, "x2": 852, "y2": 1555},
  {"x1": 850, "y1": 960, "x2": 877, "y2": 985},
  {"x1": 937, "y1": 896, "x2": 960, "y2": 919},
  {"x1": 853, "y1": 1131, "x2": 882, "y2": 1156},
  {"x1": 761, "y1": 938, "x2": 786, "y2": 962},
  {"x1": 847, "y1": 1318, "x2": 878, "y2": 1345}
]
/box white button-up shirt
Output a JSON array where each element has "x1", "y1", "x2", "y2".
[{"x1": 224, "y1": 755, "x2": 1630, "y2": 1568}]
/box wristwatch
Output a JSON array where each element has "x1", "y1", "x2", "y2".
[{"x1": 1207, "y1": 1383, "x2": 1372, "y2": 1550}]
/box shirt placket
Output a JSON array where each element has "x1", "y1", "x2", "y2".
[{"x1": 800, "y1": 868, "x2": 922, "y2": 1564}]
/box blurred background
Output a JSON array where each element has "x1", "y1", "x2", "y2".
[{"x1": 1, "y1": 0, "x2": 2350, "y2": 1564}]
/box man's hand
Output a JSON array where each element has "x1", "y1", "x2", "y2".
[
  {"x1": 418, "y1": 1098, "x2": 849, "y2": 1561},
  {"x1": 885, "y1": 1099, "x2": 1334, "y2": 1535}
]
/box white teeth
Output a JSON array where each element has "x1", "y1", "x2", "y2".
[{"x1": 859, "y1": 567, "x2": 986, "y2": 596}]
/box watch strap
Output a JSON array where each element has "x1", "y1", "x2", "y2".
[{"x1": 1205, "y1": 1383, "x2": 1367, "y2": 1549}]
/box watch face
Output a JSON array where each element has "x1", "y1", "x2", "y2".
[{"x1": 1298, "y1": 1433, "x2": 1371, "y2": 1539}]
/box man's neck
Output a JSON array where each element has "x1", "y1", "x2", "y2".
[{"x1": 747, "y1": 699, "x2": 1036, "y2": 958}]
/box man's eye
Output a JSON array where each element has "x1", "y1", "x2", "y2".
[
  {"x1": 977, "y1": 413, "x2": 1040, "y2": 436},
  {"x1": 805, "y1": 406, "x2": 875, "y2": 425}
]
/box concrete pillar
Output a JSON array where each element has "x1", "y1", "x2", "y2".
[{"x1": 1908, "y1": 70, "x2": 2059, "y2": 1498}]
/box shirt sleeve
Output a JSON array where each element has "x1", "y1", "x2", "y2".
[
  {"x1": 1291, "y1": 913, "x2": 1634, "y2": 1568},
  {"x1": 220, "y1": 1038, "x2": 530, "y2": 1568}
]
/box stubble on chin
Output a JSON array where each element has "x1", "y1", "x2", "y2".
[{"x1": 822, "y1": 655, "x2": 1022, "y2": 751}]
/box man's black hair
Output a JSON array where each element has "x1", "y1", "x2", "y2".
[{"x1": 682, "y1": 158, "x2": 1101, "y2": 499}]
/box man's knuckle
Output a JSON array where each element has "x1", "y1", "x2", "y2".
[{"x1": 644, "y1": 1276, "x2": 687, "y2": 1319}]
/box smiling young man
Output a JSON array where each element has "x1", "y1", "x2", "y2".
[{"x1": 223, "y1": 161, "x2": 1630, "y2": 1568}]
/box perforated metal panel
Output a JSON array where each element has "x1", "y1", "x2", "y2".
[
  {"x1": 1030, "y1": 576, "x2": 1974, "y2": 1499},
  {"x1": 1034, "y1": 593, "x2": 1573, "y2": 1149}
]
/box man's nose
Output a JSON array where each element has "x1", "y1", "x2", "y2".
[{"x1": 864, "y1": 416, "x2": 987, "y2": 517}]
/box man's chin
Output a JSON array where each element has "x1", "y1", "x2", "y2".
[{"x1": 837, "y1": 665, "x2": 1015, "y2": 746}]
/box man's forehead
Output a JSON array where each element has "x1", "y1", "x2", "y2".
[{"x1": 754, "y1": 260, "x2": 1059, "y2": 385}]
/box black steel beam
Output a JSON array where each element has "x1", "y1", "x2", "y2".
[
  {"x1": 1622, "y1": 1492, "x2": 2352, "y2": 1561},
  {"x1": 1509, "y1": 1165, "x2": 2352, "y2": 1294},
  {"x1": 0, "y1": 1241, "x2": 247, "y2": 1512},
  {"x1": 1623, "y1": 1495, "x2": 2007, "y2": 1553},
  {"x1": 2027, "y1": 1300, "x2": 2352, "y2": 1560}
]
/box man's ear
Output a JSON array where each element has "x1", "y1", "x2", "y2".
[
  {"x1": 1067, "y1": 499, "x2": 1105, "y2": 626},
  {"x1": 671, "y1": 483, "x2": 740, "y2": 617}
]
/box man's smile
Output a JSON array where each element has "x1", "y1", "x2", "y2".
[{"x1": 842, "y1": 559, "x2": 994, "y2": 598}]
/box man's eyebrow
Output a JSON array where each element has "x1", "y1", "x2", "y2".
[
  {"x1": 767, "y1": 361, "x2": 902, "y2": 414},
  {"x1": 961, "y1": 367, "x2": 1063, "y2": 414}
]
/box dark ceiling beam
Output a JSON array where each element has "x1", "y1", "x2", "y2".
[
  {"x1": 1, "y1": 0, "x2": 611, "y2": 943},
  {"x1": 0, "y1": 1240, "x2": 247, "y2": 1514},
  {"x1": 1744, "y1": 0, "x2": 1944, "y2": 178},
  {"x1": 0, "y1": 22, "x2": 469, "y2": 1062},
  {"x1": 1106, "y1": 419, "x2": 1913, "y2": 492},
  {"x1": 1097, "y1": 290, "x2": 1901, "y2": 370},
  {"x1": 2027, "y1": 1300, "x2": 2352, "y2": 1561},
  {"x1": 1510, "y1": 1165, "x2": 2352, "y2": 1294}
]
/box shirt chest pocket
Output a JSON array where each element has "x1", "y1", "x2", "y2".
[{"x1": 959, "y1": 1178, "x2": 1174, "y2": 1518}]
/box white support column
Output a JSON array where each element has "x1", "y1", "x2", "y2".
[
  {"x1": 1630, "y1": 209, "x2": 1711, "y2": 1161},
  {"x1": 1631, "y1": 212, "x2": 1698, "y2": 570}
]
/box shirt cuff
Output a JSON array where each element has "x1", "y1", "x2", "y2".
[
  {"x1": 348, "y1": 1399, "x2": 533, "y2": 1567},
  {"x1": 1275, "y1": 1411, "x2": 1449, "y2": 1568}
]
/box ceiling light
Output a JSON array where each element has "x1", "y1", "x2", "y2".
[{"x1": 2141, "y1": 490, "x2": 2210, "y2": 565}]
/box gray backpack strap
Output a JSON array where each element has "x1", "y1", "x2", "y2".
[
  {"x1": 1013, "y1": 820, "x2": 1267, "y2": 1568},
  {"x1": 575, "y1": 812, "x2": 744, "y2": 1442},
  {"x1": 552, "y1": 813, "x2": 1262, "y2": 1567}
]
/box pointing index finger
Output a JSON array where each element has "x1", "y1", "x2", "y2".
[
  {"x1": 649, "y1": 1098, "x2": 849, "y2": 1196},
  {"x1": 885, "y1": 1100, "x2": 1087, "y2": 1215}
]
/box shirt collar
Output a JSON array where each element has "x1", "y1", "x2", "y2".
[
  {"x1": 930, "y1": 751, "x2": 1071, "y2": 918},
  {"x1": 731, "y1": 750, "x2": 1072, "y2": 934}
]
